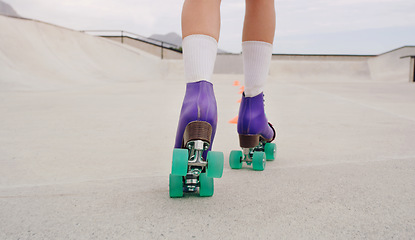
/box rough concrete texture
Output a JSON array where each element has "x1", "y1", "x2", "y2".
[
  {"x1": 0, "y1": 15, "x2": 164, "y2": 91},
  {"x1": 1, "y1": 15, "x2": 415, "y2": 239}
]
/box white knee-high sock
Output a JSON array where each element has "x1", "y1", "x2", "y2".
[
  {"x1": 182, "y1": 34, "x2": 218, "y2": 83},
  {"x1": 242, "y1": 41, "x2": 273, "y2": 97}
]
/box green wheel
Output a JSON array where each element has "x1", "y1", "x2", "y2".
[
  {"x1": 199, "y1": 173, "x2": 214, "y2": 197},
  {"x1": 264, "y1": 143, "x2": 276, "y2": 161},
  {"x1": 206, "y1": 151, "x2": 224, "y2": 178},
  {"x1": 171, "y1": 148, "x2": 188, "y2": 176},
  {"x1": 252, "y1": 152, "x2": 266, "y2": 171},
  {"x1": 169, "y1": 174, "x2": 183, "y2": 198},
  {"x1": 229, "y1": 150, "x2": 243, "y2": 169}
]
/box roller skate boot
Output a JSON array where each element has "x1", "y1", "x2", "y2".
[
  {"x1": 169, "y1": 81, "x2": 224, "y2": 198},
  {"x1": 229, "y1": 92, "x2": 277, "y2": 171}
]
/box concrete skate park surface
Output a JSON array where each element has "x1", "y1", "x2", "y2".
[{"x1": 1, "y1": 15, "x2": 415, "y2": 239}]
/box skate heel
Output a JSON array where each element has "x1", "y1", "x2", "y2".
[
  {"x1": 183, "y1": 121, "x2": 212, "y2": 145},
  {"x1": 239, "y1": 134, "x2": 260, "y2": 148}
]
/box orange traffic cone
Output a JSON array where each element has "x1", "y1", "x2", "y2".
[{"x1": 228, "y1": 115, "x2": 238, "y2": 124}]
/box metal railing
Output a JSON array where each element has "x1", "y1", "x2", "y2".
[{"x1": 81, "y1": 30, "x2": 182, "y2": 59}]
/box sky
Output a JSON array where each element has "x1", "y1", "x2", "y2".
[{"x1": 4, "y1": 0, "x2": 415, "y2": 54}]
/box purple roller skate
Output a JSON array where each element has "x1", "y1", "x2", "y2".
[
  {"x1": 229, "y1": 92, "x2": 277, "y2": 171},
  {"x1": 169, "y1": 80, "x2": 224, "y2": 198}
]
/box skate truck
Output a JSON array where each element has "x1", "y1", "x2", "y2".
[{"x1": 169, "y1": 121, "x2": 224, "y2": 198}]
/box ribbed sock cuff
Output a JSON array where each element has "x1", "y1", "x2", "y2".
[
  {"x1": 242, "y1": 41, "x2": 273, "y2": 97},
  {"x1": 182, "y1": 34, "x2": 218, "y2": 83}
]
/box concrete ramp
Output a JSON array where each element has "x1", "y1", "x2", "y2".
[
  {"x1": 368, "y1": 46, "x2": 415, "y2": 82},
  {"x1": 269, "y1": 47, "x2": 415, "y2": 82},
  {"x1": 270, "y1": 55, "x2": 373, "y2": 82},
  {"x1": 211, "y1": 47, "x2": 415, "y2": 83},
  {"x1": 0, "y1": 15, "x2": 163, "y2": 91}
]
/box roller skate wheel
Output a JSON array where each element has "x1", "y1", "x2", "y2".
[
  {"x1": 199, "y1": 173, "x2": 214, "y2": 197},
  {"x1": 252, "y1": 152, "x2": 266, "y2": 171},
  {"x1": 264, "y1": 143, "x2": 276, "y2": 161},
  {"x1": 169, "y1": 174, "x2": 184, "y2": 198},
  {"x1": 171, "y1": 148, "x2": 189, "y2": 176},
  {"x1": 229, "y1": 150, "x2": 243, "y2": 169},
  {"x1": 206, "y1": 151, "x2": 224, "y2": 178}
]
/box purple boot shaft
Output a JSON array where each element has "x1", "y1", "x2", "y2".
[
  {"x1": 174, "y1": 80, "x2": 217, "y2": 150},
  {"x1": 237, "y1": 92, "x2": 275, "y2": 148}
]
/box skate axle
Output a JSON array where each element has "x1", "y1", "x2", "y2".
[
  {"x1": 185, "y1": 178, "x2": 198, "y2": 185},
  {"x1": 184, "y1": 175, "x2": 198, "y2": 192}
]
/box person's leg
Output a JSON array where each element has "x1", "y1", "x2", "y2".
[
  {"x1": 174, "y1": 0, "x2": 221, "y2": 150},
  {"x1": 182, "y1": 0, "x2": 221, "y2": 41},
  {"x1": 170, "y1": 0, "x2": 223, "y2": 198},
  {"x1": 242, "y1": 0, "x2": 275, "y2": 44},
  {"x1": 242, "y1": 0, "x2": 275, "y2": 97},
  {"x1": 181, "y1": 0, "x2": 221, "y2": 83},
  {"x1": 237, "y1": 0, "x2": 276, "y2": 147}
]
